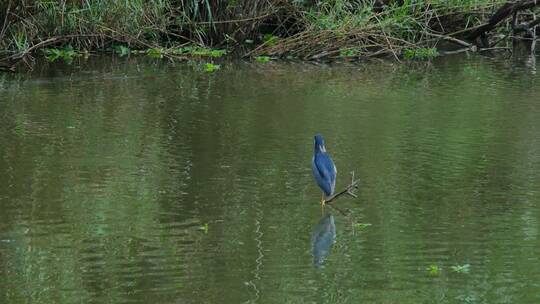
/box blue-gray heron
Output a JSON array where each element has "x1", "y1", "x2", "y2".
[{"x1": 312, "y1": 134, "x2": 337, "y2": 207}]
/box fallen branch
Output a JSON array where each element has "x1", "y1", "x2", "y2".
[
  {"x1": 325, "y1": 171, "x2": 360, "y2": 205},
  {"x1": 467, "y1": 0, "x2": 540, "y2": 41},
  {"x1": 425, "y1": 32, "x2": 477, "y2": 51},
  {"x1": 0, "y1": 64, "x2": 15, "y2": 72}
]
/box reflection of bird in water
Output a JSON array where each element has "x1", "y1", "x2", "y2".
[
  {"x1": 311, "y1": 213, "x2": 336, "y2": 268},
  {"x1": 312, "y1": 134, "x2": 337, "y2": 208}
]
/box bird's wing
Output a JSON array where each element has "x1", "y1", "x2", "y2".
[{"x1": 314, "y1": 153, "x2": 337, "y2": 185}]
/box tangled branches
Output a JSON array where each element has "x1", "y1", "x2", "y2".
[
  {"x1": 1, "y1": 0, "x2": 540, "y2": 70},
  {"x1": 252, "y1": 0, "x2": 540, "y2": 60}
]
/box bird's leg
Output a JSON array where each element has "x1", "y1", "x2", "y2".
[{"x1": 320, "y1": 193, "x2": 326, "y2": 213}]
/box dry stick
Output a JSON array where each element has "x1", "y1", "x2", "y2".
[
  {"x1": 0, "y1": 0, "x2": 12, "y2": 43},
  {"x1": 532, "y1": 10, "x2": 538, "y2": 53},
  {"x1": 326, "y1": 202, "x2": 352, "y2": 217},
  {"x1": 424, "y1": 32, "x2": 478, "y2": 52},
  {"x1": 439, "y1": 47, "x2": 473, "y2": 55},
  {"x1": 325, "y1": 171, "x2": 360, "y2": 205},
  {"x1": 490, "y1": 33, "x2": 511, "y2": 47},
  {"x1": 324, "y1": 172, "x2": 360, "y2": 218},
  {"x1": 478, "y1": 46, "x2": 512, "y2": 52}
]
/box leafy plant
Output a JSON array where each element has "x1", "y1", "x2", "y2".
[
  {"x1": 204, "y1": 63, "x2": 220, "y2": 72},
  {"x1": 114, "y1": 45, "x2": 130, "y2": 57},
  {"x1": 146, "y1": 48, "x2": 164, "y2": 59},
  {"x1": 339, "y1": 49, "x2": 359, "y2": 57},
  {"x1": 201, "y1": 48, "x2": 226, "y2": 58},
  {"x1": 13, "y1": 32, "x2": 29, "y2": 52},
  {"x1": 255, "y1": 56, "x2": 271, "y2": 62},
  {"x1": 43, "y1": 45, "x2": 79, "y2": 63},
  {"x1": 263, "y1": 34, "x2": 279, "y2": 46}
]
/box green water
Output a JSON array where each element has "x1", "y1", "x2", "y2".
[{"x1": 1, "y1": 56, "x2": 540, "y2": 303}]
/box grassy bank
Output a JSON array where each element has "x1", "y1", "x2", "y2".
[{"x1": 1, "y1": 0, "x2": 539, "y2": 69}]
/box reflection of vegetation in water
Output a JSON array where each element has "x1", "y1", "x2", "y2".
[{"x1": 451, "y1": 264, "x2": 470, "y2": 274}]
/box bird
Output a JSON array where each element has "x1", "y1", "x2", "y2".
[{"x1": 312, "y1": 134, "x2": 337, "y2": 207}]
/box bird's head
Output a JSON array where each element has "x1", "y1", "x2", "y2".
[{"x1": 314, "y1": 134, "x2": 326, "y2": 153}]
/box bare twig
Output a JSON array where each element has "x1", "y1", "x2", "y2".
[
  {"x1": 425, "y1": 32, "x2": 477, "y2": 50},
  {"x1": 325, "y1": 171, "x2": 360, "y2": 205},
  {"x1": 0, "y1": 0, "x2": 12, "y2": 42}
]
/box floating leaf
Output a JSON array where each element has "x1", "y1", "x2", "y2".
[
  {"x1": 427, "y1": 265, "x2": 441, "y2": 275},
  {"x1": 198, "y1": 223, "x2": 209, "y2": 234},
  {"x1": 354, "y1": 223, "x2": 372, "y2": 230},
  {"x1": 451, "y1": 264, "x2": 470, "y2": 274}
]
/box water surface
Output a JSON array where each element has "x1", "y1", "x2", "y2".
[{"x1": 1, "y1": 56, "x2": 540, "y2": 303}]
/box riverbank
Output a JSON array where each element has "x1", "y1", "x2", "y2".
[{"x1": 1, "y1": 1, "x2": 539, "y2": 71}]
